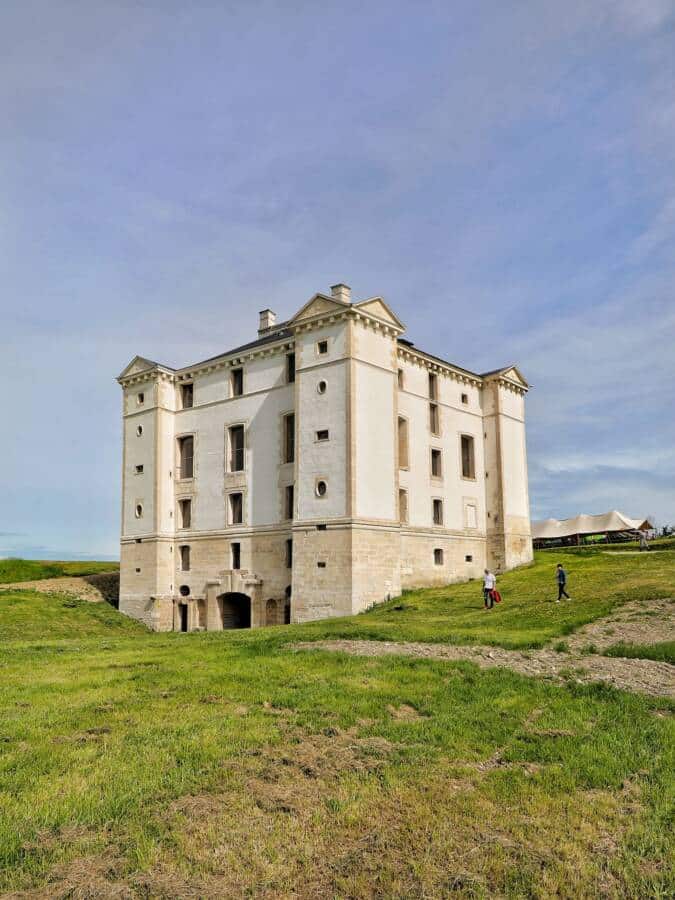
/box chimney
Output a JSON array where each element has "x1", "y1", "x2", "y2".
[
  {"x1": 330, "y1": 283, "x2": 351, "y2": 304},
  {"x1": 258, "y1": 308, "x2": 276, "y2": 336}
]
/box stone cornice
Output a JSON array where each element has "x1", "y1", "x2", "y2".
[{"x1": 397, "y1": 345, "x2": 484, "y2": 389}]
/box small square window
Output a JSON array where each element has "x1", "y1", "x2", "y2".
[
  {"x1": 135, "y1": 567, "x2": 141, "y2": 573},
  {"x1": 316, "y1": 523, "x2": 327, "y2": 531},
  {"x1": 135, "y1": 464, "x2": 144, "y2": 474},
  {"x1": 317, "y1": 561, "x2": 327, "y2": 568},
  {"x1": 465, "y1": 555, "x2": 473, "y2": 562},
  {"x1": 317, "y1": 340, "x2": 328, "y2": 355},
  {"x1": 434, "y1": 548, "x2": 444, "y2": 566},
  {"x1": 316, "y1": 429, "x2": 329, "y2": 441}
]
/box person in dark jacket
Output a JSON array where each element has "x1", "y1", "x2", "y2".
[{"x1": 556, "y1": 563, "x2": 571, "y2": 602}]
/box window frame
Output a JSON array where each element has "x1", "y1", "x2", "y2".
[
  {"x1": 230, "y1": 367, "x2": 244, "y2": 397},
  {"x1": 430, "y1": 448, "x2": 443, "y2": 479},
  {"x1": 284, "y1": 484, "x2": 294, "y2": 520},
  {"x1": 178, "y1": 498, "x2": 192, "y2": 529},
  {"x1": 180, "y1": 382, "x2": 194, "y2": 409},
  {"x1": 228, "y1": 424, "x2": 246, "y2": 472},
  {"x1": 176, "y1": 433, "x2": 195, "y2": 480},
  {"x1": 286, "y1": 353, "x2": 296, "y2": 384},
  {"x1": 179, "y1": 544, "x2": 191, "y2": 572},
  {"x1": 282, "y1": 413, "x2": 295, "y2": 464},
  {"x1": 397, "y1": 416, "x2": 410, "y2": 470},
  {"x1": 429, "y1": 402, "x2": 440, "y2": 436},
  {"x1": 460, "y1": 433, "x2": 476, "y2": 480},
  {"x1": 432, "y1": 498, "x2": 444, "y2": 526},
  {"x1": 434, "y1": 548, "x2": 444, "y2": 566},
  {"x1": 228, "y1": 491, "x2": 244, "y2": 525},
  {"x1": 398, "y1": 488, "x2": 408, "y2": 524}
]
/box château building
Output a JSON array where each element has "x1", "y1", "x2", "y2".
[{"x1": 117, "y1": 284, "x2": 532, "y2": 631}]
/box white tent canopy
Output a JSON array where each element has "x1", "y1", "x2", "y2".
[{"x1": 533, "y1": 510, "x2": 652, "y2": 541}]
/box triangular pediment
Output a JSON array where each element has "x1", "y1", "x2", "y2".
[
  {"x1": 353, "y1": 297, "x2": 405, "y2": 330},
  {"x1": 500, "y1": 365, "x2": 529, "y2": 388},
  {"x1": 117, "y1": 355, "x2": 159, "y2": 380},
  {"x1": 290, "y1": 293, "x2": 349, "y2": 324}
]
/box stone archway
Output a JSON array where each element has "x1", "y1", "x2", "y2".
[
  {"x1": 265, "y1": 598, "x2": 278, "y2": 626},
  {"x1": 218, "y1": 592, "x2": 251, "y2": 629}
]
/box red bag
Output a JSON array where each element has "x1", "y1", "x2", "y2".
[{"x1": 490, "y1": 590, "x2": 502, "y2": 604}]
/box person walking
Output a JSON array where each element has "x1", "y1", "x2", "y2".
[
  {"x1": 483, "y1": 569, "x2": 496, "y2": 610},
  {"x1": 555, "y1": 563, "x2": 570, "y2": 602}
]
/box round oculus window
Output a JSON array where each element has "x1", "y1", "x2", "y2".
[
  {"x1": 135, "y1": 504, "x2": 143, "y2": 518},
  {"x1": 316, "y1": 480, "x2": 327, "y2": 497},
  {"x1": 136, "y1": 425, "x2": 143, "y2": 436},
  {"x1": 317, "y1": 380, "x2": 327, "y2": 394},
  {"x1": 179, "y1": 584, "x2": 190, "y2": 597}
]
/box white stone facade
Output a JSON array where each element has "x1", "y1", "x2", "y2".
[{"x1": 117, "y1": 285, "x2": 533, "y2": 631}]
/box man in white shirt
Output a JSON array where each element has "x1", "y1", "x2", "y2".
[{"x1": 483, "y1": 569, "x2": 496, "y2": 609}]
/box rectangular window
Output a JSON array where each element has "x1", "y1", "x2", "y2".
[
  {"x1": 286, "y1": 353, "x2": 296, "y2": 383},
  {"x1": 231, "y1": 367, "x2": 243, "y2": 397},
  {"x1": 316, "y1": 429, "x2": 329, "y2": 441},
  {"x1": 429, "y1": 403, "x2": 440, "y2": 435},
  {"x1": 178, "y1": 498, "x2": 192, "y2": 528},
  {"x1": 317, "y1": 340, "x2": 328, "y2": 355},
  {"x1": 397, "y1": 369, "x2": 404, "y2": 389},
  {"x1": 231, "y1": 542, "x2": 241, "y2": 570},
  {"x1": 433, "y1": 498, "x2": 444, "y2": 526},
  {"x1": 229, "y1": 425, "x2": 245, "y2": 471},
  {"x1": 434, "y1": 548, "x2": 444, "y2": 566},
  {"x1": 178, "y1": 435, "x2": 194, "y2": 479},
  {"x1": 399, "y1": 488, "x2": 408, "y2": 524},
  {"x1": 317, "y1": 561, "x2": 326, "y2": 568},
  {"x1": 431, "y1": 448, "x2": 442, "y2": 478},
  {"x1": 465, "y1": 554, "x2": 473, "y2": 563},
  {"x1": 461, "y1": 392, "x2": 468, "y2": 405},
  {"x1": 398, "y1": 417, "x2": 409, "y2": 468},
  {"x1": 428, "y1": 372, "x2": 438, "y2": 400},
  {"x1": 179, "y1": 545, "x2": 190, "y2": 572},
  {"x1": 137, "y1": 392, "x2": 144, "y2": 405},
  {"x1": 135, "y1": 464, "x2": 144, "y2": 474},
  {"x1": 283, "y1": 413, "x2": 295, "y2": 463},
  {"x1": 461, "y1": 434, "x2": 476, "y2": 479},
  {"x1": 285, "y1": 484, "x2": 294, "y2": 520},
  {"x1": 286, "y1": 538, "x2": 293, "y2": 569},
  {"x1": 229, "y1": 492, "x2": 243, "y2": 525},
  {"x1": 180, "y1": 383, "x2": 194, "y2": 409}
]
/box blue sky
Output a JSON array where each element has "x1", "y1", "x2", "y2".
[{"x1": 1, "y1": 0, "x2": 674, "y2": 559}]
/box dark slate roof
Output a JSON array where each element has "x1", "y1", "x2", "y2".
[{"x1": 176, "y1": 326, "x2": 293, "y2": 373}]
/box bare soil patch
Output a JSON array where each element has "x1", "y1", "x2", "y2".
[
  {"x1": 292, "y1": 598, "x2": 675, "y2": 698},
  {"x1": 1, "y1": 573, "x2": 119, "y2": 605}
]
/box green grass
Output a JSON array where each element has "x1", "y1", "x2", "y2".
[
  {"x1": 290, "y1": 547, "x2": 675, "y2": 649},
  {"x1": 0, "y1": 548, "x2": 673, "y2": 897},
  {"x1": 0, "y1": 558, "x2": 118, "y2": 584},
  {"x1": 604, "y1": 641, "x2": 675, "y2": 665}
]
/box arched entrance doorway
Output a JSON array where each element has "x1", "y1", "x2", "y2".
[
  {"x1": 218, "y1": 592, "x2": 251, "y2": 629},
  {"x1": 284, "y1": 585, "x2": 292, "y2": 625}
]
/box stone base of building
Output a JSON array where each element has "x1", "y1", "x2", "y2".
[{"x1": 119, "y1": 527, "x2": 533, "y2": 632}]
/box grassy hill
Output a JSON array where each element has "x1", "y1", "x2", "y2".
[
  {"x1": 0, "y1": 548, "x2": 672, "y2": 897},
  {"x1": 0, "y1": 558, "x2": 118, "y2": 584}
]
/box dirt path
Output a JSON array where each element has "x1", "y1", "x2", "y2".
[
  {"x1": 293, "y1": 598, "x2": 675, "y2": 700},
  {"x1": 0, "y1": 573, "x2": 119, "y2": 605}
]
